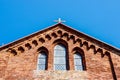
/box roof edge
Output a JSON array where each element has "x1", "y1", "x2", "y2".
[
  {"x1": 0, "y1": 23, "x2": 60, "y2": 50},
  {"x1": 0, "y1": 23, "x2": 120, "y2": 55},
  {"x1": 60, "y1": 23, "x2": 120, "y2": 55}
]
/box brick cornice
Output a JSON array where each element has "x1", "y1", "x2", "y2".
[{"x1": 0, "y1": 23, "x2": 120, "y2": 56}]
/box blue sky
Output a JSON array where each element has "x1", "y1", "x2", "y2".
[{"x1": 0, "y1": 0, "x2": 120, "y2": 48}]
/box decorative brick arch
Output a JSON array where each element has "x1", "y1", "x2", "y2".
[
  {"x1": 7, "y1": 48, "x2": 17, "y2": 56},
  {"x1": 32, "y1": 40, "x2": 38, "y2": 46},
  {"x1": 51, "y1": 32, "x2": 58, "y2": 38},
  {"x1": 0, "y1": 23, "x2": 120, "y2": 79},
  {"x1": 25, "y1": 43, "x2": 32, "y2": 50},
  {"x1": 57, "y1": 30, "x2": 62, "y2": 37},
  {"x1": 53, "y1": 39, "x2": 68, "y2": 47},
  {"x1": 37, "y1": 46, "x2": 49, "y2": 54},
  {"x1": 18, "y1": 46, "x2": 25, "y2": 53},
  {"x1": 62, "y1": 32, "x2": 69, "y2": 40},
  {"x1": 89, "y1": 44, "x2": 96, "y2": 53}
]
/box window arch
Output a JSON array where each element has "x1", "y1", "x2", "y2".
[
  {"x1": 73, "y1": 47, "x2": 86, "y2": 71},
  {"x1": 74, "y1": 52, "x2": 83, "y2": 70},
  {"x1": 37, "y1": 50, "x2": 48, "y2": 70},
  {"x1": 54, "y1": 44, "x2": 67, "y2": 70}
]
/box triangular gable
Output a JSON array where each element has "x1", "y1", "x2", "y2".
[{"x1": 0, "y1": 23, "x2": 120, "y2": 55}]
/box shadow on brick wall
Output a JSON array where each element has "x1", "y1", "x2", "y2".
[{"x1": 106, "y1": 52, "x2": 117, "y2": 80}]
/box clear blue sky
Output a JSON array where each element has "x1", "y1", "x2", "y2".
[{"x1": 0, "y1": 0, "x2": 120, "y2": 48}]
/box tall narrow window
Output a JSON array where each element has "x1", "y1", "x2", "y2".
[
  {"x1": 74, "y1": 52, "x2": 83, "y2": 70},
  {"x1": 37, "y1": 52, "x2": 47, "y2": 70},
  {"x1": 54, "y1": 44, "x2": 66, "y2": 70}
]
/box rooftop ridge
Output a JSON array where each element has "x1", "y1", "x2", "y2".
[{"x1": 0, "y1": 23, "x2": 120, "y2": 55}]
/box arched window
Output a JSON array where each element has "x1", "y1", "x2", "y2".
[
  {"x1": 54, "y1": 44, "x2": 66, "y2": 70},
  {"x1": 37, "y1": 52, "x2": 47, "y2": 70},
  {"x1": 74, "y1": 52, "x2": 83, "y2": 71}
]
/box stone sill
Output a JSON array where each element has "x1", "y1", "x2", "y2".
[{"x1": 33, "y1": 70, "x2": 87, "y2": 80}]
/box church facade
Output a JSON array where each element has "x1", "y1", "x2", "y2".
[{"x1": 0, "y1": 23, "x2": 120, "y2": 80}]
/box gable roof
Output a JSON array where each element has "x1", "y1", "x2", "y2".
[{"x1": 0, "y1": 23, "x2": 120, "y2": 55}]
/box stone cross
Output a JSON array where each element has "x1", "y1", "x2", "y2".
[{"x1": 54, "y1": 18, "x2": 66, "y2": 23}]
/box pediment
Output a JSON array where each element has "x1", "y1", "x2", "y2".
[{"x1": 0, "y1": 23, "x2": 120, "y2": 55}]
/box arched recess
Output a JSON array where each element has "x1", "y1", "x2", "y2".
[
  {"x1": 51, "y1": 32, "x2": 57, "y2": 38},
  {"x1": 45, "y1": 34, "x2": 51, "y2": 40},
  {"x1": 81, "y1": 41, "x2": 89, "y2": 50},
  {"x1": 32, "y1": 40, "x2": 38, "y2": 46},
  {"x1": 18, "y1": 46, "x2": 25, "y2": 53},
  {"x1": 7, "y1": 48, "x2": 17, "y2": 56},
  {"x1": 53, "y1": 39, "x2": 69, "y2": 70},
  {"x1": 25, "y1": 43, "x2": 32, "y2": 50},
  {"x1": 62, "y1": 33, "x2": 69, "y2": 40},
  {"x1": 89, "y1": 45, "x2": 96, "y2": 54},
  {"x1": 11, "y1": 49, "x2": 17, "y2": 56},
  {"x1": 37, "y1": 46, "x2": 48, "y2": 70},
  {"x1": 96, "y1": 48, "x2": 104, "y2": 57},
  {"x1": 69, "y1": 35, "x2": 75, "y2": 43},
  {"x1": 75, "y1": 38, "x2": 82, "y2": 46},
  {"x1": 72, "y1": 47, "x2": 86, "y2": 70},
  {"x1": 39, "y1": 38, "x2": 45, "y2": 43},
  {"x1": 57, "y1": 30, "x2": 62, "y2": 37}
]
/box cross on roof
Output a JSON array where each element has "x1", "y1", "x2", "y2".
[{"x1": 54, "y1": 18, "x2": 66, "y2": 23}]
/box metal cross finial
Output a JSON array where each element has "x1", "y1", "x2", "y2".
[{"x1": 54, "y1": 18, "x2": 66, "y2": 23}]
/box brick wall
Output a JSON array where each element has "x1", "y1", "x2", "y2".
[{"x1": 0, "y1": 25, "x2": 120, "y2": 80}]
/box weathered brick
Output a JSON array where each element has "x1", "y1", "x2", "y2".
[{"x1": 0, "y1": 23, "x2": 120, "y2": 80}]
